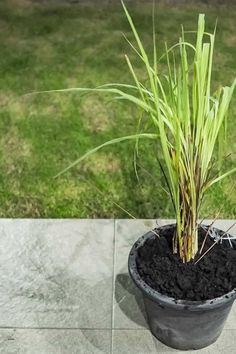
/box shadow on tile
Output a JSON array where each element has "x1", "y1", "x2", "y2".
[
  {"x1": 115, "y1": 273, "x2": 147, "y2": 328},
  {"x1": 80, "y1": 329, "x2": 111, "y2": 354}
]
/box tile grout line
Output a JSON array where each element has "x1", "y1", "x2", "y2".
[
  {"x1": 0, "y1": 327, "x2": 235, "y2": 331},
  {"x1": 0, "y1": 327, "x2": 154, "y2": 331},
  {"x1": 110, "y1": 219, "x2": 116, "y2": 354},
  {"x1": 0, "y1": 327, "x2": 112, "y2": 331}
]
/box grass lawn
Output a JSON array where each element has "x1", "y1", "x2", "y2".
[{"x1": 0, "y1": 0, "x2": 236, "y2": 218}]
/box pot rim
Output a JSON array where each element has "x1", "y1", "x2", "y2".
[{"x1": 128, "y1": 223, "x2": 236, "y2": 311}]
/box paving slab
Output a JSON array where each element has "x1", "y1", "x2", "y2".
[
  {"x1": 112, "y1": 329, "x2": 236, "y2": 354},
  {"x1": 0, "y1": 219, "x2": 114, "y2": 329},
  {"x1": 0, "y1": 328, "x2": 110, "y2": 354},
  {"x1": 0, "y1": 218, "x2": 235, "y2": 353}
]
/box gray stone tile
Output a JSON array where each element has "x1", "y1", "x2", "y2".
[
  {"x1": 225, "y1": 303, "x2": 236, "y2": 330},
  {"x1": 112, "y1": 329, "x2": 158, "y2": 354},
  {"x1": 112, "y1": 329, "x2": 236, "y2": 354},
  {"x1": 0, "y1": 328, "x2": 110, "y2": 354},
  {"x1": 202, "y1": 219, "x2": 236, "y2": 234},
  {"x1": 113, "y1": 219, "x2": 174, "y2": 329},
  {"x1": 0, "y1": 219, "x2": 114, "y2": 328}
]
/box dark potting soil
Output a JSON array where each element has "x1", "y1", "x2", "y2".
[{"x1": 136, "y1": 225, "x2": 236, "y2": 301}]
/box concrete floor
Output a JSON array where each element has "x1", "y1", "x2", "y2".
[{"x1": 0, "y1": 219, "x2": 235, "y2": 353}]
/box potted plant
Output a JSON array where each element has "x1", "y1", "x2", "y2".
[{"x1": 47, "y1": 2, "x2": 236, "y2": 350}]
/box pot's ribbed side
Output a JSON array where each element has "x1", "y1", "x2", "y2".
[{"x1": 128, "y1": 224, "x2": 236, "y2": 350}]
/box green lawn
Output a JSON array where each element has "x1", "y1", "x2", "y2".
[{"x1": 0, "y1": 0, "x2": 236, "y2": 218}]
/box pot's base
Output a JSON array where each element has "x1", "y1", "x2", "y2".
[
  {"x1": 144, "y1": 294, "x2": 229, "y2": 351},
  {"x1": 150, "y1": 328, "x2": 220, "y2": 351}
]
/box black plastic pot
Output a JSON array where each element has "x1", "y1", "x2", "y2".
[{"x1": 128, "y1": 224, "x2": 236, "y2": 350}]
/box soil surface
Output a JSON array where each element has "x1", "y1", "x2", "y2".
[{"x1": 136, "y1": 225, "x2": 236, "y2": 301}]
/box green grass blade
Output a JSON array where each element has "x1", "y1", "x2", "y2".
[{"x1": 54, "y1": 133, "x2": 159, "y2": 178}]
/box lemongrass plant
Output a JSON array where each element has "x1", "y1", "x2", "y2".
[{"x1": 52, "y1": 2, "x2": 236, "y2": 263}]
